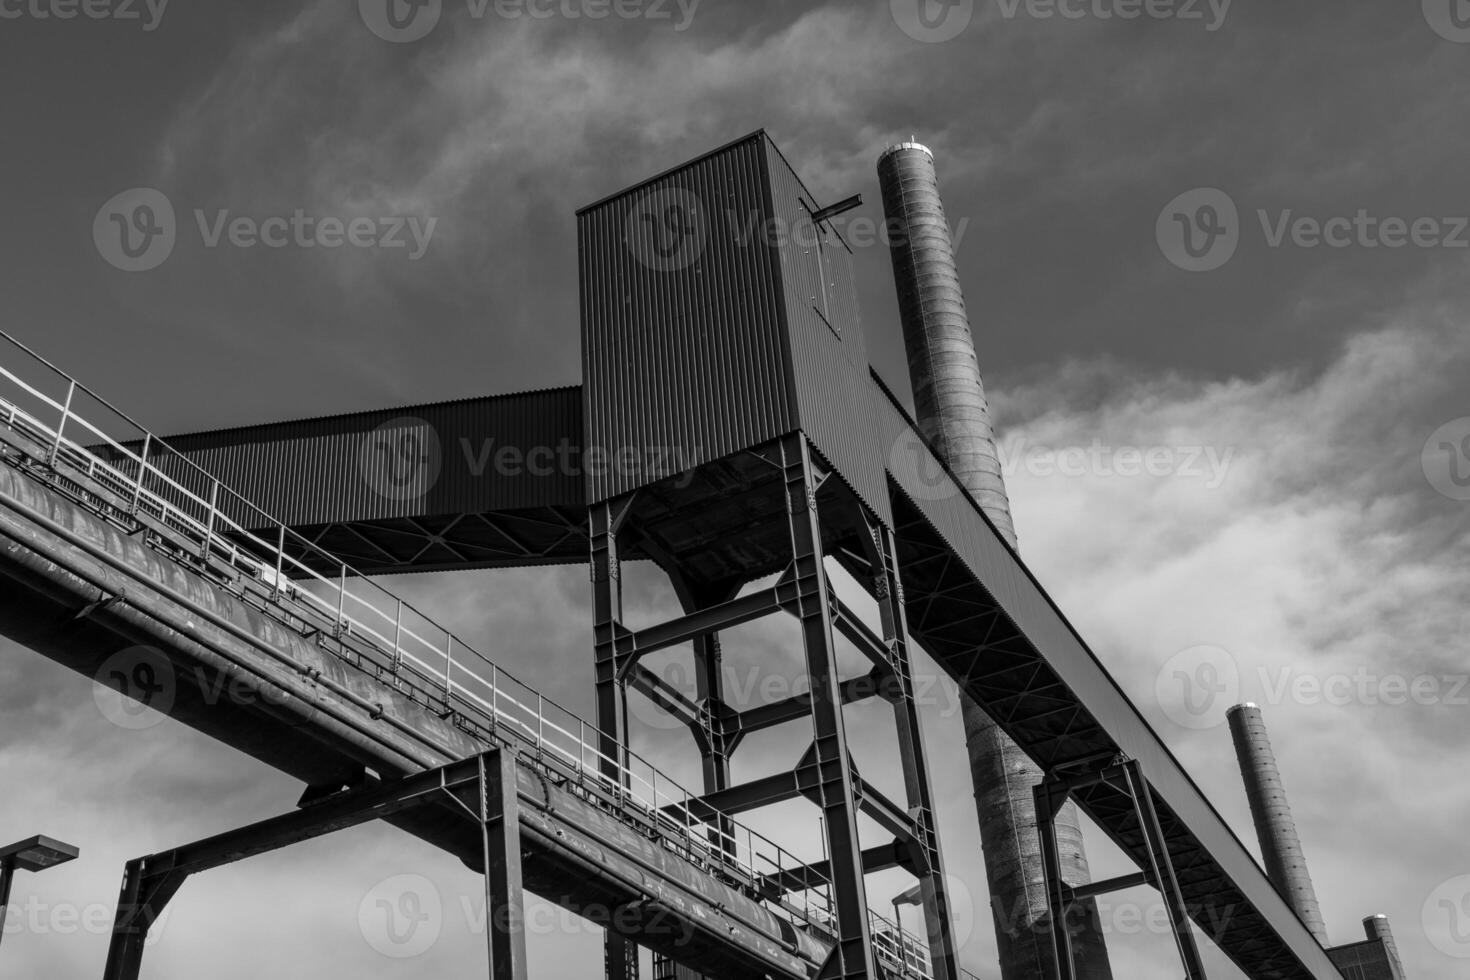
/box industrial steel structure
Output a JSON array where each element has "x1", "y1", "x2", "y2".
[{"x1": 0, "y1": 131, "x2": 1407, "y2": 979}]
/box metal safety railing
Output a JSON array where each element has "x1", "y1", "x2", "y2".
[{"x1": 0, "y1": 332, "x2": 951, "y2": 977}]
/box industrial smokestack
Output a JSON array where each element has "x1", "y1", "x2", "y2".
[
  {"x1": 1226, "y1": 703, "x2": 1330, "y2": 945},
  {"x1": 1363, "y1": 915, "x2": 1407, "y2": 979},
  {"x1": 878, "y1": 141, "x2": 1112, "y2": 980}
]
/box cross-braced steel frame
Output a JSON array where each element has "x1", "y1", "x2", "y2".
[
  {"x1": 589, "y1": 433, "x2": 961, "y2": 980},
  {"x1": 101, "y1": 749, "x2": 529, "y2": 980},
  {"x1": 1033, "y1": 759, "x2": 1208, "y2": 980}
]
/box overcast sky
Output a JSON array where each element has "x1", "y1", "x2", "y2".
[{"x1": 2, "y1": 1, "x2": 1469, "y2": 979}]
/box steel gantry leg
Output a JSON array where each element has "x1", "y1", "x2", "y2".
[
  {"x1": 781, "y1": 434, "x2": 878, "y2": 980},
  {"x1": 861, "y1": 518, "x2": 962, "y2": 980},
  {"x1": 1034, "y1": 760, "x2": 1208, "y2": 980},
  {"x1": 479, "y1": 750, "x2": 530, "y2": 980},
  {"x1": 589, "y1": 494, "x2": 641, "y2": 980},
  {"x1": 101, "y1": 749, "x2": 529, "y2": 980}
]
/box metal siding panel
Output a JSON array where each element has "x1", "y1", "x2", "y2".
[
  {"x1": 871, "y1": 375, "x2": 1345, "y2": 980},
  {"x1": 762, "y1": 141, "x2": 892, "y2": 527},
  {"x1": 578, "y1": 134, "x2": 797, "y2": 504},
  {"x1": 135, "y1": 388, "x2": 585, "y2": 527}
]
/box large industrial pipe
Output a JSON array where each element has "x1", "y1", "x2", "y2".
[
  {"x1": 878, "y1": 141, "x2": 1112, "y2": 980},
  {"x1": 1226, "y1": 703, "x2": 1330, "y2": 945}
]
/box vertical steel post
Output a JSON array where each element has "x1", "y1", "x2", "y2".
[
  {"x1": 101, "y1": 859, "x2": 148, "y2": 980},
  {"x1": 781, "y1": 434, "x2": 877, "y2": 980},
  {"x1": 0, "y1": 859, "x2": 12, "y2": 951},
  {"x1": 335, "y1": 564, "x2": 347, "y2": 634},
  {"x1": 49, "y1": 379, "x2": 75, "y2": 467},
  {"x1": 445, "y1": 634, "x2": 455, "y2": 705},
  {"x1": 589, "y1": 495, "x2": 638, "y2": 980},
  {"x1": 272, "y1": 523, "x2": 286, "y2": 601},
  {"x1": 1034, "y1": 781, "x2": 1078, "y2": 980},
  {"x1": 391, "y1": 598, "x2": 403, "y2": 673},
  {"x1": 481, "y1": 750, "x2": 529, "y2": 980},
  {"x1": 868, "y1": 522, "x2": 961, "y2": 980},
  {"x1": 129, "y1": 433, "x2": 151, "y2": 515},
  {"x1": 1125, "y1": 763, "x2": 1208, "y2": 980},
  {"x1": 200, "y1": 480, "x2": 220, "y2": 560}
]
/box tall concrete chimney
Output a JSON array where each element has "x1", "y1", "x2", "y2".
[
  {"x1": 878, "y1": 141, "x2": 1112, "y2": 980},
  {"x1": 1363, "y1": 915, "x2": 1407, "y2": 979},
  {"x1": 1226, "y1": 703, "x2": 1330, "y2": 945}
]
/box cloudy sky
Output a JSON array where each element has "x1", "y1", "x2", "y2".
[{"x1": 2, "y1": 1, "x2": 1469, "y2": 978}]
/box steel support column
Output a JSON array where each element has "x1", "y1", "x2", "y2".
[
  {"x1": 589, "y1": 494, "x2": 640, "y2": 980},
  {"x1": 480, "y1": 750, "x2": 530, "y2": 980},
  {"x1": 101, "y1": 750, "x2": 528, "y2": 980},
  {"x1": 861, "y1": 518, "x2": 961, "y2": 980},
  {"x1": 781, "y1": 434, "x2": 877, "y2": 980},
  {"x1": 1034, "y1": 761, "x2": 1207, "y2": 980}
]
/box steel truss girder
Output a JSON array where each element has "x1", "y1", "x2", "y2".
[
  {"x1": 102, "y1": 749, "x2": 528, "y2": 980},
  {"x1": 1035, "y1": 759, "x2": 1208, "y2": 980}
]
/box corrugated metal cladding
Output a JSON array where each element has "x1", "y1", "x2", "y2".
[
  {"x1": 579, "y1": 132, "x2": 798, "y2": 503},
  {"x1": 762, "y1": 139, "x2": 891, "y2": 528},
  {"x1": 578, "y1": 131, "x2": 891, "y2": 525},
  {"x1": 133, "y1": 387, "x2": 586, "y2": 527}
]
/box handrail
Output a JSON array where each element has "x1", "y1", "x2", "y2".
[{"x1": 0, "y1": 332, "x2": 951, "y2": 976}]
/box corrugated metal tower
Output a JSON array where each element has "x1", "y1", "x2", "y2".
[
  {"x1": 878, "y1": 141, "x2": 1114, "y2": 980},
  {"x1": 1227, "y1": 703, "x2": 1330, "y2": 945}
]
